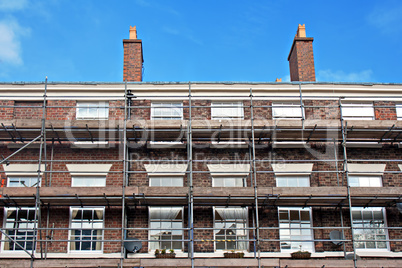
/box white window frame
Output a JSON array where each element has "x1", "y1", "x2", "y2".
[
  {"x1": 71, "y1": 176, "x2": 107, "y2": 187},
  {"x1": 76, "y1": 101, "x2": 109, "y2": 120},
  {"x1": 2, "y1": 207, "x2": 37, "y2": 252},
  {"x1": 278, "y1": 207, "x2": 314, "y2": 253},
  {"x1": 272, "y1": 102, "x2": 303, "y2": 120},
  {"x1": 396, "y1": 103, "x2": 402, "y2": 120},
  {"x1": 348, "y1": 175, "x2": 382, "y2": 187},
  {"x1": 149, "y1": 176, "x2": 183, "y2": 187},
  {"x1": 351, "y1": 207, "x2": 389, "y2": 251},
  {"x1": 7, "y1": 177, "x2": 40, "y2": 187},
  {"x1": 69, "y1": 207, "x2": 104, "y2": 253},
  {"x1": 211, "y1": 102, "x2": 244, "y2": 120},
  {"x1": 213, "y1": 207, "x2": 248, "y2": 251},
  {"x1": 341, "y1": 102, "x2": 374, "y2": 120},
  {"x1": 148, "y1": 207, "x2": 184, "y2": 251},
  {"x1": 212, "y1": 176, "x2": 247, "y2": 187},
  {"x1": 275, "y1": 175, "x2": 310, "y2": 187},
  {"x1": 151, "y1": 102, "x2": 183, "y2": 120}
]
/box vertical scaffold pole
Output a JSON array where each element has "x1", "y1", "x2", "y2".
[
  {"x1": 249, "y1": 88, "x2": 261, "y2": 268},
  {"x1": 120, "y1": 80, "x2": 129, "y2": 267},
  {"x1": 334, "y1": 139, "x2": 347, "y2": 258},
  {"x1": 339, "y1": 98, "x2": 357, "y2": 268},
  {"x1": 187, "y1": 82, "x2": 194, "y2": 268},
  {"x1": 32, "y1": 77, "x2": 48, "y2": 267}
]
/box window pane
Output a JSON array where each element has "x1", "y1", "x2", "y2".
[
  {"x1": 149, "y1": 207, "x2": 183, "y2": 250},
  {"x1": 76, "y1": 102, "x2": 109, "y2": 119},
  {"x1": 348, "y1": 176, "x2": 382, "y2": 187},
  {"x1": 151, "y1": 102, "x2": 183, "y2": 120},
  {"x1": 211, "y1": 102, "x2": 244, "y2": 119},
  {"x1": 279, "y1": 207, "x2": 313, "y2": 252},
  {"x1": 149, "y1": 177, "x2": 183, "y2": 187},
  {"x1": 70, "y1": 208, "x2": 104, "y2": 252},
  {"x1": 8, "y1": 177, "x2": 39, "y2": 187},
  {"x1": 5, "y1": 208, "x2": 37, "y2": 251},
  {"x1": 72, "y1": 177, "x2": 106, "y2": 187},
  {"x1": 352, "y1": 207, "x2": 388, "y2": 250},
  {"x1": 342, "y1": 103, "x2": 374, "y2": 120},
  {"x1": 213, "y1": 177, "x2": 245, "y2": 187},
  {"x1": 272, "y1": 103, "x2": 303, "y2": 119},
  {"x1": 290, "y1": 210, "x2": 299, "y2": 221},
  {"x1": 214, "y1": 207, "x2": 247, "y2": 251},
  {"x1": 276, "y1": 176, "x2": 309, "y2": 187}
]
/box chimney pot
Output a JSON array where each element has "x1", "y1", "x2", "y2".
[
  {"x1": 129, "y1": 25, "x2": 137, "y2": 39},
  {"x1": 275, "y1": 78, "x2": 282, "y2": 82},
  {"x1": 296, "y1": 24, "x2": 306, "y2": 38}
]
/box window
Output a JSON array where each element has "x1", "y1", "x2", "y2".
[
  {"x1": 278, "y1": 207, "x2": 314, "y2": 252},
  {"x1": 149, "y1": 207, "x2": 183, "y2": 250},
  {"x1": 396, "y1": 104, "x2": 402, "y2": 120},
  {"x1": 352, "y1": 207, "x2": 388, "y2": 250},
  {"x1": 211, "y1": 102, "x2": 244, "y2": 119},
  {"x1": 272, "y1": 102, "x2": 303, "y2": 119},
  {"x1": 151, "y1": 102, "x2": 183, "y2": 120},
  {"x1": 67, "y1": 164, "x2": 112, "y2": 187},
  {"x1": 348, "y1": 176, "x2": 382, "y2": 187},
  {"x1": 3, "y1": 208, "x2": 37, "y2": 251},
  {"x1": 7, "y1": 177, "x2": 39, "y2": 187},
  {"x1": 214, "y1": 207, "x2": 248, "y2": 251},
  {"x1": 70, "y1": 207, "x2": 104, "y2": 252},
  {"x1": 276, "y1": 175, "x2": 310, "y2": 187},
  {"x1": 207, "y1": 163, "x2": 250, "y2": 188},
  {"x1": 341, "y1": 102, "x2": 374, "y2": 120},
  {"x1": 212, "y1": 177, "x2": 246, "y2": 187},
  {"x1": 71, "y1": 176, "x2": 106, "y2": 187},
  {"x1": 149, "y1": 176, "x2": 183, "y2": 187},
  {"x1": 76, "y1": 101, "x2": 109, "y2": 120}
]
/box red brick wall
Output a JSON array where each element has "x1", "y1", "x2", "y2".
[
  {"x1": 0, "y1": 100, "x2": 14, "y2": 119},
  {"x1": 123, "y1": 40, "x2": 143, "y2": 82},
  {"x1": 131, "y1": 100, "x2": 151, "y2": 120},
  {"x1": 374, "y1": 101, "x2": 397, "y2": 120},
  {"x1": 127, "y1": 207, "x2": 148, "y2": 253},
  {"x1": 14, "y1": 101, "x2": 43, "y2": 119},
  {"x1": 305, "y1": 100, "x2": 340, "y2": 120},
  {"x1": 109, "y1": 100, "x2": 125, "y2": 120},
  {"x1": 47, "y1": 100, "x2": 75, "y2": 120},
  {"x1": 289, "y1": 39, "x2": 316, "y2": 82}
]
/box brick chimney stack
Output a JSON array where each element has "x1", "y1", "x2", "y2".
[
  {"x1": 288, "y1": 24, "x2": 316, "y2": 82},
  {"x1": 123, "y1": 26, "x2": 143, "y2": 82}
]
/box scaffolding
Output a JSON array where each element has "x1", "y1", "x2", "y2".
[{"x1": 0, "y1": 81, "x2": 401, "y2": 268}]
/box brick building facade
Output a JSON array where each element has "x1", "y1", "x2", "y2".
[{"x1": 0, "y1": 25, "x2": 401, "y2": 268}]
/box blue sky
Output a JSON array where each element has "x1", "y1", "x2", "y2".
[{"x1": 0, "y1": 0, "x2": 401, "y2": 83}]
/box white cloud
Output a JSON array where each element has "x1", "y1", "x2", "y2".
[
  {"x1": 367, "y1": 4, "x2": 402, "y2": 34},
  {"x1": 317, "y1": 69, "x2": 374, "y2": 83},
  {"x1": 0, "y1": 0, "x2": 28, "y2": 11},
  {"x1": 0, "y1": 17, "x2": 30, "y2": 66},
  {"x1": 162, "y1": 26, "x2": 203, "y2": 46}
]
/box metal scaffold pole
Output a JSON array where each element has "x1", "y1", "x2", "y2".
[
  {"x1": 334, "y1": 138, "x2": 347, "y2": 258},
  {"x1": 32, "y1": 77, "x2": 48, "y2": 267},
  {"x1": 339, "y1": 98, "x2": 357, "y2": 268},
  {"x1": 187, "y1": 82, "x2": 195, "y2": 268},
  {"x1": 249, "y1": 88, "x2": 261, "y2": 268},
  {"x1": 120, "y1": 80, "x2": 129, "y2": 267}
]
